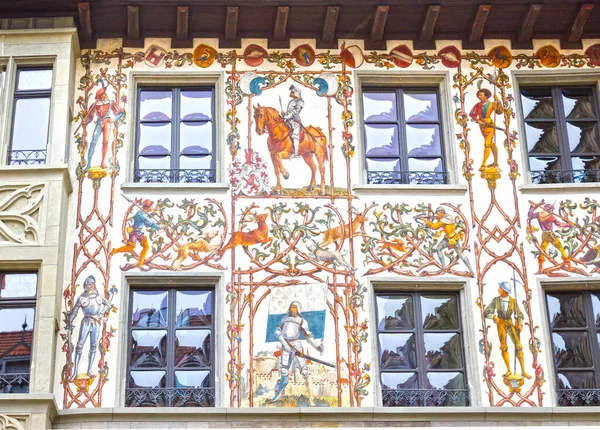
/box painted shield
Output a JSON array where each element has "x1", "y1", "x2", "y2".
[
  {"x1": 193, "y1": 44, "x2": 218, "y2": 68},
  {"x1": 238, "y1": 72, "x2": 267, "y2": 96},
  {"x1": 438, "y1": 46, "x2": 462, "y2": 68},
  {"x1": 292, "y1": 44, "x2": 316, "y2": 67},
  {"x1": 244, "y1": 44, "x2": 268, "y2": 67},
  {"x1": 313, "y1": 73, "x2": 339, "y2": 97},
  {"x1": 144, "y1": 44, "x2": 167, "y2": 68},
  {"x1": 488, "y1": 45, "x2": 512, "y2": 69},
  {"x1": 340, "y1": 44, "x2": 364, "y2": 68},
  {"x1": 585, "y1": 43, "x2": 600, "y2": 67},
  {"x1": 390, "y1": 45, "x2": 413, "y2": 68},
  {"x1": 536, "y1": 45, "x2": 561, "y2": 68}
]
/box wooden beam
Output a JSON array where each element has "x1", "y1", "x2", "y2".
[
  {"x1": 225, "y1": 6, "x2": 238, "y2": 41},
  {"x1": 176, "y1": 6, "x2": 189, "y2": 40},
  {"x1": 322, "y1": 6, "x2": 339, "y2": 42},
  {"x1": 127, "y1": 6, "x2": 139, "y2": 41},
  {"x1": 77, "y1": 2, "x2": 92, "y2": 40},
  {"x1": 568, "y1": 3, "x2": 594, "y2": 43},
  {"x1": 370, "y1": 5, "x2": 389, "y2": 43},
  {"x1": 420, "y1": 5, "x2": 440, "y2": 42},
  {"x1": 273, "y1": 6, "x2": 289, "y2": 41},
  {"x1": 469, "y1": 4, "x2": 490, "y2": 43},
  {"x1": 518, "y1": 3, "x2": 542, "y2": 43}
]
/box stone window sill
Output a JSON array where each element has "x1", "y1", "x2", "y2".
[
  {"x1": 353, "y1": 183, "x2": 467, "y2": 196},
  {"x1": 519, "y1": 183, "x2": 600, "y2": 194},
  {"x1": 121, "y1": 182, "x2": 230, "y2": 194}
]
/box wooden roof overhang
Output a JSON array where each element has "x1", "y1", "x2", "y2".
[{"x1": 1, "y1": 0, "x2": 599, "y2": 50}]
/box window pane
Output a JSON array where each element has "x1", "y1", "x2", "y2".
[
  {"x1": 366, "y1": 158, "x2": 400, "y2": 173},
  {"x1": 139, "y1": 91, "x2": 172, "y2": 121},
  {"x1": 521, "y1": 89, "x2": 554, "y2": 119},
  {"x1": 0, "y1": 308, "x2": 34, "y2": 359},
  {"x1": 176, "y1": 290, "x2": 212, "y2": 327},
  {"x1": 406, "y1": 124, "x2": 441, "y2": 157},
  {"x1": 138, "y1": 123, "x2": 171, "y2": 156},
  {"x1": 1, "y1": 273, "x2": 37, "y2": 298},
  {"x1": 132, "y1": 291, "x2": 168, "y2": 328},
  {"x1": 557, "y1": 371, "x2": 596, "y2": 389},
  {"x1": 180, "y1": 155, "x2": 212, "y2": 171},
  {"x1": 421, "y1": 295, "x2": 459, "y2": 330},
  {"x1": 364, "y1": 124, "x2": 399, "y2": 157},
  {"x1": 175, "y1": 370, "x2": 211, "y2": 388},
  {"x1": 424, "y1": 333, "x2": 463, "y2": 369},
  {"x1": 592, "y1": 293, "x2": 600, "y2": 328},
  {"x1": 11, "y1": 98, "x2": 50, "y2": 151},
  {"x1": 175, "y1": 330, "x2": 211, "y2": 368},
  {"x1": 562, "y1": 88, "x2": 596, "y2": 120},
  {"x1": 138, "y1": 155, "x2": 171, "y2": 172},
  {"x1": 130, "y1": 330, "x2": 167, "y2": 368},
  {"x1": 379, "y1": 333, "x2": 417, "y2": 369},
  {"x1": 529, "y1": 157, "x2": 562, "y2": 184},
  {"x1": 129, "y1": 370, "x2": 166, "y2": 388},
  {"x1": 567, "y1": 122, "x2": 599, "y2": 153},
  {"x1": 17, "y1": 69, "x2": 52, "y2": 90},
  {"x1": 363, "y1": 92, "x2": 397, "y2": 122},
  {"x1": 571, "y1": 157, "x2": 600, "y2": 182},
  {"x1": 407, "y1": 157, "x2": 442, "y2": 173},
  {"x1": 552, "y1": 332, "x2": 593, "y2": 368},
  {"x1": 404, "y1": 91, "x2": 438, "y2": 122},
  {"x1": 525, "y1": 122, "x2": 559, "y2": 153},
  {"x1": 546, "y1": 293, "x2": 587, "y2": 329},
  {"x1": 181, "y1": 90, "x2": 212, "y2": 121},
  {"x1": 376, "y1": 295, "x2": 414, "y2": 330},
  {"x1": 425, "y1": 372, "x2": 465, "y2": 390},
  {"x1": 180, "y1": 122, "x2": 212, "y2": 155},
  {"x1": 381, "y1": 372, "x2": 418, "y2": 389}
]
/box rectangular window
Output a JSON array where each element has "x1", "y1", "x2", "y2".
[
  {"x1": 546, "y1": 291, "x2": 600, "y2": 406},
  {"x1": 375, "y1": 292, "x2": 469, "y2": 406},
  {"x1": 0, "y1": 272, "x2": 37, "y2": 393},
  {"x1": 8, "y1": 68, "x2": 52, "y2": 166},
  {"x1": 126, "y1": 287, "x2": 214, "y2": 407},
  {"x1": 134, "y1": 88, "x2": 215, "y2": 184},
  {"x1": 362, "y1": 88, "x2": 446, "y2": 185},
  {"x1": 521, "y1": 86, "x2": 600, "y2": 184}
]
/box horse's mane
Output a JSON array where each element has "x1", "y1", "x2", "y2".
[{"x1": 257, "y1": 106, "x2": 281, "y2": 120}]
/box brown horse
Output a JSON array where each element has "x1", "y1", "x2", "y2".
[{"x1": 254, "y1": 105, "x2": 328, "y2": 195}]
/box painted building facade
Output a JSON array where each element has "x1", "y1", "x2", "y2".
[{"x1": 1, "y1": 1, "x2": 600, "y2": 428}]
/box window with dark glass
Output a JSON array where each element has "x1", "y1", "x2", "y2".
[
  {"x1": 521, "y1": 87, "x2": 600, "y2": 184},
  {"x1": 375, "y1": 292, "x2": 469, "y2": 406},
  {"x1": 8, "y1": 68, "x2": 52, "y2": 166},
  {"x1": 135, "y1": 88, "x2": 215, "y2": 184},
  {"x1": 362, "y1": 89, "x2": 446, "y2": 185},
  {"x1": 545, "y1": 291, "x2": 600, "y2": 406},
  {"x1": 126, "y1": 288, "x2": 214, "y2": 407},
  {"x1": 0, "y1": 272, "x2": 37, "y2": 394}
]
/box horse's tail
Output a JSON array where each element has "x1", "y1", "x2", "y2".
[{"x1": 307, "y1": 126, "x2": 328, "y2": 161}]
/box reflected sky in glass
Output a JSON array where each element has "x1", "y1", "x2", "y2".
[
  {"x1": 380, "y1": 372, "x2": 417, "y2": 390},
  {"x1": 376, "y1": 295, "x2": 414, "y2": 330},
  {"x1": 363, "y1": 92, "x2": 396, "y2": 122},
  {"x1": 140, "y1": 91, "x2": 172, "y2": 121},
  {"x1": 180, "y1": 122, "x2": 212, "y2": 153},
  {"x1": 18, "y1": 69, "x2": 52, "y2": 90},
  {"x1": 366, "y1": 158, "x2": 399, "y2": 172},
  {"x1": 407, "y1": 158, "x2": 441, "y2": 173},
  {"x1": 525, "y1": 123, "x2": 558, "y2": 153},
  {"x1": 404, "y1": 91, "x2": 438, "y2": 122},
  {"x1": 0, "y1": 308, "x2": 35, "y2": 332},
  {"x1": 138, "y1": 123, "x2": 171, "y2": 155},
  {"x1": 175, "y1": 370, "x2": 210, "y2": 388},
  {"x1": 12, "y1": 98, "x2": 50, "y2": 150},
  {"x1": 181, "y1": 91, "x2": 212, "y2": 121},
  {"x1": 364, "y1": 124, "x2": 399, "y2": 156},
  {"x1": 132, "y1": 291, "x2": 168, "y2": 327},
  {"x1": 426, "y1": 372, "x2": 464, "y2": 389},
  {"x1": 1, "y1": 273, "x2": 37, "y2": 298},
  {"x1": 129, "y1": 370, "x2": 166, "y2": 388}
]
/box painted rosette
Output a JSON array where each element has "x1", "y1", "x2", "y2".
[
  {"x1": 243, "y1": 44, "x2": 268, "y2": 67},
  {"x1": 193, "y1": 44, "x2": 218, "y2": 68},
  {"x1": 313, "y1": 73, "x2": 339, "y2": 97},
  {"x1": 340, "y1": 44, "x2": 364, "y2": 68},
  {"x1": 488, "y1": 45, "x2": 512, "y2": 69},
  {"x1": 292, "y1": 44, "x2": 316, "y2": 67},
  {"x1": 437, "y1": 46, "x2": 462, "y2": 68},
  {"x1": 536, "y1": 45, "x2": 561, "y2": 68},
  {"x1": 389, "y1": 45, "x2": 413, "y2": 68},
  {"x1": 585, "y1": 43, "x2": 600, "y2": 66}
]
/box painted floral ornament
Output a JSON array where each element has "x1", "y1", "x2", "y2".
[
  {"x1": 313, "y1": 73, "x2": 339, "y2": 97},
  {"x1": 292, "y1": 44, "x2": 316, "y2": 67},
  {"x1": 243, "y1": 44, "x2": 268, "y2": 67},
  {"x1": 536, "y1": 45, "x2": 561, "y2": 68},
  {"x1": 585, "y1": 43, "x2": 600, "y2": 66},
  {"x1": 389, "y1": 45, "x2": 413, "y2": 68},
  {"x1": 488, "y1": 45, "x2": 512, "y2": 69},
  {"x1": 438, "y1": 46, "x2": 462, "y2": 68},
  {"x1": 238, "y1": 72, "x2": 267, "y2": 96},
  {"x1": 340, "y1": 43, "x2": 364, "y2": 68},
  {"x1": 193, "y1": 44, "x2": 217, "y2": 68}
]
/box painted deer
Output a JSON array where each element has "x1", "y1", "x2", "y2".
[
  {"x1": 218, "y1": 212, "x2": 272, "y2": 256},
  {"x1": 321, "y1": 215, "x2": 368, "y2": 247}
]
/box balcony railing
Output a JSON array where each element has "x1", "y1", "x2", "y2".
[
  {"x1": 531, "y1": 169, "x2": 600, "y2": 184},
  {"x1": 125, "y1": 387, "x2": 215, "y2": 407},
  {"x1": 382, "y1": 388, "x2": 470, "y2": 407},
  {"x1": 556, "y1": 389, "x2": 600, "y2": 406},
  {"x1": 0, "y1": 373, "x2": 30, "y2": 393},
  {"x1": 134, "y1": 169, "x2": 216, "y2": 184},
  {"x1": 7, "y1": 149, "x2": 46, "y2": 166},
  {"x1": 367, "y1": 170, "x2": 447, "y2": 185}
]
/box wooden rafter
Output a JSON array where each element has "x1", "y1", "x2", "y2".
[
  {"x1": 127, "y1": 5, "x2": 139, "y2": 41},
  {"x1": 77, "y1": 2, "x2": 92, "y2": 40},
  {"x1": 322, "y1": 6, "x2": 339, "y2": 42},
  {"x1": 518, "y1": 3, "x2": 542, "y2": 43},
  {"x1": 273, "y1": 6, "x2": 289, "y2": 41},
  {"x1": 225, "y1": 6, "x2": 239, "y2": 41},
  {"x1": 469, "y1": 4, "x2": 490, "y2": 43},
  {"x1": 420, "y1": 5, "x2": 440, "y2": 43},
  {"x1": 176, "y1": 6, "x2": 189, "y2": 40},
  {"x1": 370, "y1": 5, "x2": 389, "y2": 43},
  {"x1": 568, "y1": 3, "x2": 594, "y2": 43}
]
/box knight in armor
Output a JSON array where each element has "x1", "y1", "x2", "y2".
[
  {"x1": 282, "y1": 85, "x2": 305, "y2": 158},
  {"x1": 270, "y1": 301, "x2": 323, "y2": 403},
  {"x1": 69, "y1": 275, "x2": 111, "y2": 378}
]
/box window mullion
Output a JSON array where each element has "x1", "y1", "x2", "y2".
[
  {"x1": 167, "y1": 289, "x2": 176, "y2": 399},
  {"x1": 172, "y1": 89, "x2": 180, "y2": 177},
  {"x1": 413, "y1": 292, "x2": 426, "y2": 391},
  {"x1": 553, "y1": 87, "x2": 573, "y2": 173},
  {"x1": 583, "y1": 293, "x2": 600, "y2": 389},
  {"x1": 397, "y1": 89, "x2": 409, "y2": 178}
]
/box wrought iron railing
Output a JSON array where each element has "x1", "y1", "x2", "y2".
[
  {"x1": 556, "y1": 389, "x2": 600, "y2": 406},
  {"x1": 367, "y1": 170, "x2": 447, "y2": 185},
  {"x1": 382, "y1": 388, "x2": 470, "y2": 407},
  {"x1": 7, "y1": 149, "x2": 46, "y2": 165},
  {"x1": 0, "y1": 373, "x2": 30, "y2": 393},
  {"x1": 134, "y1": 169, "x2": 216, "y2": 184},
  {"x1": 531, "y1": 169, "x2": 600, "y2": 184},
  {"x1": 125, "y1": 387, "x2": 215, "y2": 407}
]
